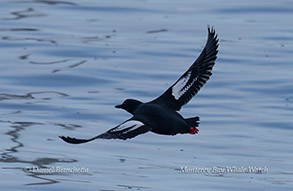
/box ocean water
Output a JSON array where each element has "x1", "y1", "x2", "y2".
[{"x1": 0, "y1": 0, "x2": 293, "y2": 190}]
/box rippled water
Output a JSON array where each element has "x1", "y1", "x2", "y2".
[{"x1": 1, "y1": 0, "x2": 293, "y2": 190}]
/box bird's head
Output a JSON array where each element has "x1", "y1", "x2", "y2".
[{"x1": 115, "y1": 99, "x2": 142, "y2": 114}]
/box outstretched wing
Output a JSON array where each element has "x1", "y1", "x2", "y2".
[
  {"x1": 59, "y1": 119, "x2": 151, "y2": 144},
  {"x1": 151, "y1": 27, "x2": 219, "y2": 111}
]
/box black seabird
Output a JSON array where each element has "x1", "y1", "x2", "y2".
[{"x1": 60, "y1": 27, "x2": 219, "y2": 144}]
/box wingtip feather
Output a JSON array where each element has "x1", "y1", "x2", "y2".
[{"x1": 59, "y1": 135, "x2": 93, "y2": 144}]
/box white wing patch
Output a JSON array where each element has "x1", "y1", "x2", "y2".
[
  {"x1": 172, "y1": 71, "x2": 196, "y2": 100},
  {"x1": 112, "y1": 120, "x2": 144, "y2": 133}
]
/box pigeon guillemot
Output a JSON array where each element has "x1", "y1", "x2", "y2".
[{"x1": 60, "y1": 27, "x2": 218, "y2": 144}]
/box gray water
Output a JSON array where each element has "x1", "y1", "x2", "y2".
[{"x1": 1, "y1": 0, "x2": 293, "y2": 190}]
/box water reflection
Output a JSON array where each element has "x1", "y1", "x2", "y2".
[
  {"x1": 51, "y1": 60, "x2": 87, "y2": 73},
  {"x1": 30, "y1": 59, "x2": 71, "y2": 65},
  {"x1": 1, "y1": 8, "x2": 45, "y2": 20},
  {"x1": 31, "y1": 0, "x2": 77, "y2": 6},
  {"x1": 0, "y1": 120, "x2": 77, "y2": 185},
  {"x1": 54, "y1": 123, "x2": 82, "y2": 130},
  {"x1": 0, "y1": 28, "x2": 39, "y2": 32},
  {"x1": 0, "y1": 91, "x2": 69, "y2": 101},
  {"x1": 2, "y1": 36, "x2": 57, "y2": 45},
  {"x1": 146, "y1": 29, "x2": 168, "y2": 34},
  {"x1": 19, "y1": 54, "x2": 31, "y2": 60}
]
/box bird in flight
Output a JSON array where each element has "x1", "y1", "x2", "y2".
[{"x1": 60, "y1": 27, "x2": 219, "y2": 144}]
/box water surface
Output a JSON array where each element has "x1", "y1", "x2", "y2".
[{"x1": 0, "y1": 0, "x2": 293, "y2": 190}]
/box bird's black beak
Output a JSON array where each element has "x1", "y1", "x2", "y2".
[{"x1": 115, "y1": 104, "x2": 122, "y2": 109}]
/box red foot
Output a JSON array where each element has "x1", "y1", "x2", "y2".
[{"x1": 188, "y1": 127, "x2": 199, "y2": 134}]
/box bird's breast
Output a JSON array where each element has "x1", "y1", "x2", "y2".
[{"x1": 134, "y1": 104, "x2": 188, "y2": 135}]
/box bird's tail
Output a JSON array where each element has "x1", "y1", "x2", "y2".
[{"x1": 185, "y1": 116, "x2": 200, "y2": 127}]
